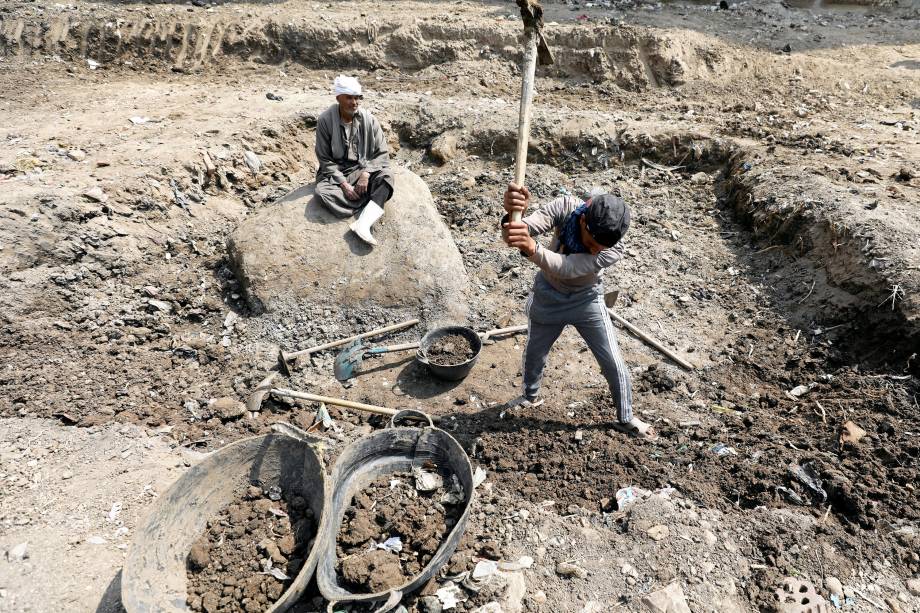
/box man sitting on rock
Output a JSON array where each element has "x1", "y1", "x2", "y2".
[
  {"x1": 500, "y1": 183, "x2": 656, "y2": 439},
  {"x1": 314, "y1": 75, "x2": 394, "y2": 246}
]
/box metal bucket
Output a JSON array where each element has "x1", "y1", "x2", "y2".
[
  {"x1": 122, "y1": 428, "x2": 329, "y2": 613},
  {"x1": 415, "y1": 325, "x2": 482, "y2": 381},
  {"x1": 315, "y1": 410, "x2": 475, "y2": 610}
]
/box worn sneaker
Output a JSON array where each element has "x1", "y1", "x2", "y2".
[{"x1": 505, "y1": 394, "x2": 546, "y2": 409}]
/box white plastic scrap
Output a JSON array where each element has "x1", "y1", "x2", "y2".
[
  {"x1": 413, "y1": 466, "x2": 443, "y2": 492},
  {"x1": 129, "y1": 116, "x2": 152, "y2": 125},
  {"x1": 87, "y1": 59, "x2": 100, "y2": 70},
  {"x1": 441, "y1": 475, "x2": 465, "y2": 505},
  {"x1": 107, "y1": 502, "x2": 122, "y2": 522},
  {"x1": 472, "y1": 466, "x2": 487, "y2": 488},
  {"x1": 389, "y1": 478, "x2": 402, "y2": 489},
  {"x1": 498, "y1": 555, "x2": 534, "y2": 572},
  {"x1": 376, "y1": 536, "x2": 403, "y2": 554},
  {"x1": 268, "y1": 567, "x2": 289, "y2": 581},
  {"x1": 436, "y1": 584, "x2": 464, "y2": 610},
  {"x1": 472, "y1": 560, "x2": 498, "y2": 580}
]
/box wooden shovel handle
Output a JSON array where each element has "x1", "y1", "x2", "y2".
[
  {"x1": 606, "y1": 309, "x2": 694, "y2": 371},
  {"x1": 285, "y1": 318, "x2": 420, "y2": 360}
]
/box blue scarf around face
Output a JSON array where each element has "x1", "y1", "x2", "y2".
[{"x1": 558, "y1": 202, "x2": 589, "y2": 254}]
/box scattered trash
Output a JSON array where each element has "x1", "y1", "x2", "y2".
[
  {"x1": 787, "y1": 383, "x2": 815, "y2": 399},
  {"x1": 87, "y1": 59, "x2": 100, "y2": 70},
  {"x1": 839, "y1": 421, "x2": 867, "y2": 446},
  {"x1": 376, "y1": 536, "x2": 403, "y2": 554},
  {"x1": 129, "y1": 116, "x2": 152, "y2": 125},
  {"x1": 776, "y1": 486, "x2": 805, "y2": 505},
  {"x1": 498, "y1": 555, "x2": 534, "y2": 572},
  {"x1": 472, "y1": 466, "x2": 487, "y2": 488},
  {"x1": 413, "y1": 466, "x2": 444, "y2": 492},
  {"x1": 555, "y1": 561, "x2": 588, "y2": 579},
  {"x1": 440, "y1": 474, "x2": 466, "y2": 505},
  {"x1": 316, "y1": 403, "x2": 336, "y2": 431},
  {"x1": 472, "y1": 560, "x2": 498, "y2": 580},
  {"x1": 436, "y1": 584, "x2": 464, "y2": 609},
  {"x1": 266, "y1": 92, "x2": 284, "y2": 101},
  {"x1": 788, "y1": 462, "x2": 827, "y2": 504},
  {"x1": 614, "y1": 486, "x2": 652, "y2": 511},
  {"x1": 710, "y1": 443, "x2": 739, "y2": 456},
  {"x1": 268, "y1": 567, "x2": 289, "y2": 581},
  {"x1": 641, "y1": 158, "x2": 683, "y2": 173},
  {"x1": 267, "y1": 484, "x2": 282, "y2": 501},
  {"x1": 107, "y1": 502, "x2": 122, "y2": 522}
]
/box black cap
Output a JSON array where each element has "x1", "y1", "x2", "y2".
[{"x1": 585, "y1": 194, "x2": 630, "y2": 247}]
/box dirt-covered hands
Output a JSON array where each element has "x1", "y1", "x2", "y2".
[
  {"x1": 355, "y1": 171, "x2": 371, "y2": 195},
  {"x1": 502, "y1": 183, "x2": 536, "y2": 256},
  {"x1": 340, "y1": 181, "x2": 360, "y2": 201}
]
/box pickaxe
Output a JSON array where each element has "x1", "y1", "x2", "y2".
[{"x1": 510, "y1": 0, "x2": 554, "y2": 223}]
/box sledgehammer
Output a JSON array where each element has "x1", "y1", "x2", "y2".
[{"x1": 510, "y1": 0, "x2": 554, "y2": 223}]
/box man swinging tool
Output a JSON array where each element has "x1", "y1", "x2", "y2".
[{"x1": 500, "y1": 186, "x2": 656, "y2": 439}]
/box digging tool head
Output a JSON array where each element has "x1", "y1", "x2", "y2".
[
  {"x1": 516, "y1": 0, "x2": 555, "y2": 65},
  {"x1": 334, "y1": 340, "x2": 365, "y2": 382},
  {"x1": 604, "y1": 290, "x2": 620, "y2": 309},
  {"x1": 276, "y1": 348, "x2": 293, "y2": 377}
]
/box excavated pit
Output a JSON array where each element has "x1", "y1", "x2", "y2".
[{"x1": 2, "y1": 1, "x2": 919, "y2": 609}]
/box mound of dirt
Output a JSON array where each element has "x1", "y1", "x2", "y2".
[
  {"x1": 335, "y1": 470, "x2": 463, "y2": 593},
  {"x1": 186, "y1": 484, "x2": 316, "y2": 613},
  {"x1": 227, "y1": 168, "x2": 469, "y2": 322},
  {"x1": 426, "y1": 333, "x2": 476, "y2": 366}
]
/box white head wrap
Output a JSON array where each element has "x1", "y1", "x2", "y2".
[{"x1": 333, "y1": 75, "x2": 362, "y2": 97}]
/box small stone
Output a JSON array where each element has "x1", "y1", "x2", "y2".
[
  {"x1": 243, "y1": 150, "x2": 261, "y2": 173},
  {"x1": 530, "y1": 591, "x2": 547, "y2": 605},
  {"x1": 188, "y1": 542, "x2": 210, "y2": 569},
  {"x1": 690, "y1": 171, "x2": 709, "y2": 185},
  {"x1": 518, "y1": 509, "x2": 530, "y2": 521},
  {"x1": 67, "y1": 149, "x2": 86, "y2": 162},
  {"x1": 555, "y1": 561, "x2": 588, "y2": 579},
  {"x1": 211, "y1": 397, "x2": 246, "y2": 421},
  {"x1": 702, "y1": 530, "x2": 717, "y2": 546},
  {"x1": 647, "y1": 525, "x2": 670, "y2": 541},
  {"x1": 429, "y1": 132, "x2": 458, "y2": 165},
  {"x1": 147, "y1": 299, "x2": 172, "y2": 313},
  {"x1": 824, "y1": 576, "x2": 843, "y2": 598},
  {"x1": 6, "y1": 543, "x2": 28, "y2": 562},
  {"x1": 83, "y1": 186, "x2": 108, "y2": 203},
  {"x1": 573, "y1": 430, "x2": 583, "y2": 442},
  {"x1": 61, "y1": 470, "x2": 74, "y2": 480},
  {"x1": 906, "y1": 578, "x2": 920, "y2": 597}
]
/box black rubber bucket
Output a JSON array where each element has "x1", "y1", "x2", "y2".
[
  {"x1": 415, "y1": 325, "x2": 482, "y2": 381},
  {"x1": 315, "y1": 410, "x2": 475, "y2": 610},
  {"x1": 122, "y1": 427, "x2": 329, "y2": 613}
]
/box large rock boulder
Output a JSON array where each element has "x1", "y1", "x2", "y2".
[{"x1": 227, "y1": 168, "x2": 469, "y2": 320}]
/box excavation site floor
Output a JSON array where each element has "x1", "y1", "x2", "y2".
[{"x1": 1, "y1": 0, "x2": 919, "y2": 611}]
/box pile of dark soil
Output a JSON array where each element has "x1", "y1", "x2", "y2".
[
  {"x1": 335, "y1": 470, "x2": 463, "y2": 593},
  {"x1": 426, "y1": 333, "x2": 476, "y2": 366},
  {"x1": 186, "y1": 483, "x2": 316, "y2": 613}
]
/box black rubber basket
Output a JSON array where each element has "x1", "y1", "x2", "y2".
[
  {"x1": 415, "y1": 325, "x2": 483, "y2": 381},
  {"x1": 315, "y1": 410, "x2": 475, "y2": 610},
  {"x1": 122, "y1": 427, "x2": 328, "y2": 613}
]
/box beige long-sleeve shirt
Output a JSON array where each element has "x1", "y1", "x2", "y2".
[{"x1": 522, "y1": 195, "x2": 624, "y2": 294}]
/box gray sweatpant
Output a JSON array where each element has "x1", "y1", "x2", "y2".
[{"x1": 522, "y1": 274, "x2": 633, "y2": 423}]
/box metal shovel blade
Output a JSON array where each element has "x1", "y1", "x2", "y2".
[{"x1": 334, "y1": 340, "x2": 365, "y2": 382}]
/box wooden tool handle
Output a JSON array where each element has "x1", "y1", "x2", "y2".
[
  {"x1": 512, "y1": 26, "x2": 539, "y2": 223},
  {"x1": 271, "y1": 388, "x2": 440, "y2": 423},
  {"x1": 607, "y1": 309, "x2": 694, "y2": 371},
  {"x1": 369, "y1": 341, "x2": 421, "y2": 354},
  {"x1": 286, "y1": 318, "x2": 420, "y2": 360},
  {"x1": 272, "y1": 388, "x2": 398, "y2": 417},
  {"x1": 480, "y1": 324, "x2": 528, "y2": 339}
]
